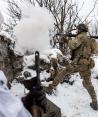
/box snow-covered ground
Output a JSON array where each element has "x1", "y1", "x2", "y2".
[
  {"x1": 0, "y1": 1, "x2": 98, "y2": 116},
  {"x1": 9, "y1": 3, "x2": 98, "y2": 116},
  {"x1": 11, "y1": 54, "x2": 98, "y2": 117}
]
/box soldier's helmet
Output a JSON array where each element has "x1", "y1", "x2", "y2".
[{"x1": 76, "y1": 24, "x2": 88, "y2": 32}]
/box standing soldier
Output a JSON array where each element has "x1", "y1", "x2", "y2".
[{"x1": 48, "y1": 24, "x2": 98, "y2": 110}]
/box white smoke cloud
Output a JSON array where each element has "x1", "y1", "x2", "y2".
[
  {"x1": 14, "y1": 4, "x2": 54, "y2": 54},
  {"x1": 0, "y1": 12, "x2": 4, "y2": 31}
]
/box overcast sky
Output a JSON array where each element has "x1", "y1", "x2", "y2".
[
  {"x1": 73, "y1": 0, "x2": 98, "y2": 20},
  {"x1": 0, "y1": 0, "x2": 7, "y2": 12}
]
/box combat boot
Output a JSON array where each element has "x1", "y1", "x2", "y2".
[{"x1": 90, "y1": 101, "x2": 98, "y2": 110}]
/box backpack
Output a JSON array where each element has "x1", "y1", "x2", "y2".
[{"x1": 90, "y1": 38, "x2": 98, "y2": 54}]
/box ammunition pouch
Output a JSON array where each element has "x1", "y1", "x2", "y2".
[
  {"x1": 78, "y1": 58, "x2": 95, "y2": 70},
  {"x1": 89, "y1": 58, "x2": 95, "y2": 69},
  {"x1": 78, "y1": 59, "x2": 89, "y2": 65}
]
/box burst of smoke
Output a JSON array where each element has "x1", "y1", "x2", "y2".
[
  {"x1": 14, "y1": 4, "x2": 54, "y2": 54},
  {"x1": 0, "y1": 12, "x2": 4, "y2": 31}
]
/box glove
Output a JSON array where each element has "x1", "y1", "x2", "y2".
[
  {"x1": 43, "y1": 84, "x2": 56, "y2": 95},
  {"x1": 48, "y1": 84, "x2": 57, "y2": 95},
  {"x1": 23, "y1": 71, "x2": 31, "y2": 77},
  {"x1": 48, "y1": 84, "x2": 53, "y2": 95}
]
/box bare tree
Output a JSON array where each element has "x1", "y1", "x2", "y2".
[
  {"x1": 35, "y1": 0, "x2": 81, "y2": 34},
  {"x1": 90, "y1": 17, "x2": 98, "y2": 35},
  {"x1": 5, "y1": 0, "x2": 81, "y2": 34},
  {"x1": 32, "y1": 0, "x2": 82, "y2": 53},
  {"x1": 3, "y1": 0, "x2": 22, "y2": 36},
  {"x1": 5, "y1": 0, "x2": 82, "y2": 53},
  {"x1": 83, "y1": 0, "x2": 97, "y2": 23}
]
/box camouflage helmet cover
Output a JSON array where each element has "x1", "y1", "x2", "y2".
[{"x1": 76, "y1": 23, "x2": 88, "y2": 32}]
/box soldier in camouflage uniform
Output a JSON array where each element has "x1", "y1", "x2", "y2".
[
  {"x1": 48, "y1": 24, "x2": 98, "y2": 110},
  {"x1": 0, "y1": 35, "x2": 23, "y2": 85},
  {"x1": 46, "y1": 58, "x2": 59, "y2": 82},
  {"x1": 0, "y1": 35, "x2": 14, "y2": 82},
  {"x1": 0, "y1": 11, "x2": 23, "y2": 85}
]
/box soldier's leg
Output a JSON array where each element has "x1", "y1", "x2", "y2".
[
  {"x1": 48, "y1": 69, "x2": 58, "y2": 82},
  {"x1": 50, "y1": 58, "x2": 58, "y2": 81},
  {"x1": 80, "y1": 70, "x2": 98, "y2": 110},
  {"x1": 46, "y1": 65, "x2": 58, "y2": 82},
  {"x1": 51, "y1": 64, "x2": 77, "y2": 88},
  {"x1": 45, "y1": 64, "x2": 77, "y2": 94},
  {"x1": 44, "y1": 67, "x2": 69, "y2": 94}
]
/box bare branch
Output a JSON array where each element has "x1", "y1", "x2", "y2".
[{"x1": 83, "y1": 0, "x2": 97, "y2": 22}]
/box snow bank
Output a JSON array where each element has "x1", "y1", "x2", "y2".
[{"x1": 0, "y1": 71, "x2": 31, "y2": 117}]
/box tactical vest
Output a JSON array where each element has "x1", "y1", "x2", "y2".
[
  {"x1": 71, "y1": 36, "x2": 94, "y2": 64},
  {"x1": 79, "y1": 37, "x2": 97, "y2": 58}
]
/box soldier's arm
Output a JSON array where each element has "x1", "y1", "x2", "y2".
[{"x1": 68, "y1": 35, "x2": 84, "y2": 50}]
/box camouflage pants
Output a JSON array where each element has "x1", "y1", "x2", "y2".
[
  {"x1": 52, "y1": 58, "x2": 97, "y2": 103},
  {"x1": 46, "y1": 58, "x2": 58, "y2": 81}
]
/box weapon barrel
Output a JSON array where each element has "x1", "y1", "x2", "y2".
[
  {"x1": 35, "y1": 51, "x2": 41, "y2": 86},
  {"x1": 56, "y1": 33, "x2": 76, "y2": 37},
  {"x1": 90, "y1": 36, "x2": 98, "y2": 39},
  {"x1": 56, "y1": 33, "x2": 98, "y2": 39}
]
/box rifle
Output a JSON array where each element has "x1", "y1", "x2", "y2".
[
  {"x1": 21, "y1": 51, "x2": 47, "y2": 117},
  {"x1": 56, "y1": 33, "x2": 98, "y2": 39},
  {"x1": 34, "y1": 51, "x2": 41, "y2": 87}
]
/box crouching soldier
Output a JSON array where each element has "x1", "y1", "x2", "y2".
[
  {"x1": 21, "y1": 51, "x2": 61, "y2": 117},
  {"x1": 0, "y1": 35, "x2": 14, "y2": 82},
  {"x1": 0, "y1": 12, "x2": 23, "y2": 86},
  {"x1": 0, "y1": 34, "x2": 23, "y2": 84},
  {"x1": 21, "y1": 76, "x2": 47, "y2": 116},
  {"x1": 48, "y1": 24, "x2": 98, "y2": 110}
]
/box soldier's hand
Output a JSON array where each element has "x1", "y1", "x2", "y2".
[
  {"x1": 23, "y1": 71, "x2": 31, "y2": 78},
  {"x1": 43, "y1": 84, "x2": 56, "y2": 95},
  {"x1": 47, "y1": 85, "x2": 53, "y2": 95}
]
